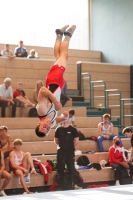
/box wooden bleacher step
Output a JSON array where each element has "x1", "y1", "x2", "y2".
[
  {"x1": 0, "y1": 168, "x2": 115, "y2": 189},
  {"x1": 8, "y1": 127, "x2": 119, "y2": 142},
  {"x1": 0, "y1": 117, "x2": 102, "y2": 129},
  {"x1": 0, "y1": 104, "x2": 87, "y2": 117},
  {"x1": 17, "y1": 139, "x2": 130, "y2": 155}
]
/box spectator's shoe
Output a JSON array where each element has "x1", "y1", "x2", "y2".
[
  {"x1": 0, "y1": 190, "x2": 7, "y2": 196},
  {"x1": 30, "y1": 168, "x2": 38, "y2": 174},
  {"x1": 23, "y1": 192, "x2": 27, "y2": 195},
  {"x1": 115, "y1": 180, "x2": 120, "y2": 186},
  {"x1": 74, "y1": 184, "x2": 82, "y2": 189}
]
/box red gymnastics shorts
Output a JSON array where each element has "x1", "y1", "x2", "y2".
[
  {"x1": 12, "y1": 164, "x2": 24, "y2": 174},
  {"x1": 46, "y1": 65, "x2": 65, "y2": 90}
]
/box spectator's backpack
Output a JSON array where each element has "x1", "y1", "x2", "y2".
[
  {"x1": 46, "y1": 160, "x2": 58, "y2": 171},
  {"x1": 77, "y1": 130, "x2": 86, "y2": 140},
  {"x1": 85, "y1": 136, "x2": 97, "y2": 141},
  {"x1": 46, "y1": 159, "x2": 67, "y2": 171},
  {"x1": 29, "y1": 107, "x2": 38, "y2": 117},
  {"x1": 77, "y1": 155, "x2": 90, "y2": 166}
]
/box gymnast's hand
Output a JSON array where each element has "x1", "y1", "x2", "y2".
[
  {"x1": 63, "y1": 111, "x2": 69, "y2": 119},
  {"x1": 54, "y1": 101, "x2": 62, "y2": 111}
]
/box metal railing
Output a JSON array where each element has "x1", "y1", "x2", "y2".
[
  {"x1": 81, "y1": 72, "x2": 131, "y2": 127},
  {"x1": 81, "y1": 72, "x2": 92, "y2": 106},
  {"x1": 120, "y1": 98, "x2": 133, "y2": 126},
  {"x1": 105, "y1": 89, "x2": 121, "y2": 121},
  {"x1": 90, "y1": 80, "x2": 106, "y2": 109}
]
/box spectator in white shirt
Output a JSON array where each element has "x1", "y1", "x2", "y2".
[
  {"x1": 0, "y1": 78, "x2": 16, "y2": 117},
  {"x1": 1, "y1": 44, "x2": 15, "y2": 59}
]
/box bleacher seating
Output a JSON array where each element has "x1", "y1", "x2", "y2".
[
  {"x1": 0, "y1": 115, "x2": 130, "y2": 190},
  {"x1": 0, "y1": 46, "x2": 131, "y2": 191},
  {"x1": 2, "y1": 153, "x2": 115, "y2": 189},
  {"x1": 0, "y1": 168, "x2": 115, "y2": 189},
  {"x1": 79, "y1": 61, "x2": 130, "y2": 126}
]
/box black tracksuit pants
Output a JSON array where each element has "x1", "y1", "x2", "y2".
[
  {"x1": 56, "y1": 149, "x2": 75, "y2": 188},
  {"x1": 112, "y1": 163, "x2": 133, "y2": 180}
]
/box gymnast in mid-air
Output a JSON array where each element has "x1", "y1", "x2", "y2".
[{"x1": 35, "y1": 25, "x2": 76, "y2": 137}]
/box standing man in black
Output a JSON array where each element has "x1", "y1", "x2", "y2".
[
  {"x1": 54, "y1": 113, "x2": 79, "y2": 190},
  {"x1": 122, "y1": 127, "x2": 133, "y2": 162}
]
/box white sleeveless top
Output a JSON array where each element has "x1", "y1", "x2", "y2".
[
  {"x1": 101, "y1": 122, "x2": 111, "y2": 135},
  {"x1": 36, "y1": 87, "x2": 61, "y2": 132},
  {"x1": 14, "y1": 151, "x2": 23, "y2": 165}
]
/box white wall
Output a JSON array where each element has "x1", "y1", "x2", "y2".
[
  {"x1": 92, "y1": 0, "x2": 133, "y2": 64},
  {"x1": 0, "y1": 0, "x2": 89, "y2": 50}
]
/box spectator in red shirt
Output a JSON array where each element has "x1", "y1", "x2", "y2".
[
  {"x1": 109, "y1": 136, "x2": 133, "y2": 185},
  {"x1": 13, "y1": 82, "x2": 35, "y2": 108}
]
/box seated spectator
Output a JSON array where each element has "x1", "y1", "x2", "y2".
[
  {"x1": 0, "y1": 77, "x2": 16, "y2": 117},
  {"x1": 109, "y1": 136, "x2": 133, "y2": 185},
  {"x1": 1, "y1": 44, "x2": 15, "y2": 59},
  {"x1": 1, "y1": 126, "x2": 8, "y2": 135},
  {"x1": 13, "y1": 82, "x2": 35, "y2": 108},
  {"x1": 60, "y1": 109, "x2": 76, "y2": 128},
  {"x1": 14, "y1": 40, "x2": 27, "y2": 57},
  {"x1": 97, "y1": 113, "x2": 123, "y2": 152},
  {"x1": 0, "y1": 151, "x2": 11, "y2": 196},
  {"x1": 0, "y1": 126, "x2": 13, "y2": 158},
  {"x1": 9, "y1": 139, "x2": 37, "y2": 194},
  {"x1": 69, "y1": 109, "x2": 76, "y2": 127},
  {"x1": 27, "y1": 49, "x2": 39, "y2": 59},
  {"x1": 60, "y1": 80, "x2": 70, "y2": 106},
  {"x1": 33, "y1": 80, "x2": 43, "y2": 104}
]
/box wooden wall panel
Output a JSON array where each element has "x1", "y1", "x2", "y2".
[
  {"x1": 0, "y1": 43, "x2": 102, "y2": 61},
  {"x1": 0, "y1": 57, "x2": 77, "y2": 91}
]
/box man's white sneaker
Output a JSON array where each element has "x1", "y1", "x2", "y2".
[
  {"x1": 23, "y1": 192, "x2": 27, "y2": 195},
  {"x1": 115, "y1": 180, "x2": 120, "y2": 186},
  {"x1": 74, "y1": 185, "x2": 82, "y2": 189},
  {"x1": 0, "y1": 190, "x2": 7, "y2": 196}
]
